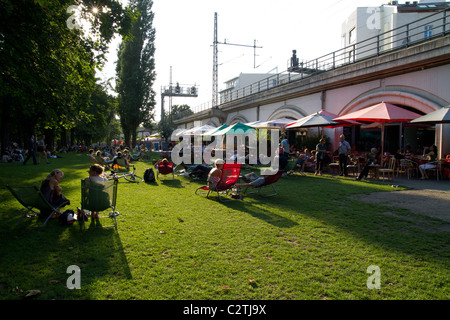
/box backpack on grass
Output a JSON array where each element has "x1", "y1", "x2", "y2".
[{"x1": 144, "y1": 168, "x2": 155, "y2": 183}]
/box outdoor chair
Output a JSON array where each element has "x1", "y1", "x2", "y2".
[
  {"x1": 241, "y1": 169, "x2": 284, "y2": 197},
  {"x1": 423, "y1": 160, "x2": 443, "y2": 181},
  {"x1": 195, "y1": 163, "x2": 242, "y2": 202},
  {"x1": 328, "y1": 156, "x2": 340, "y2": 175},
  {"x1": 284, "y1": 158, "x2": 299, "y2": 176},
  {"x1": 80, "y1": 178, "x2": 119, "y2": 229},
  {"x1": 378, "y1": 157, "x2": 396, "y2": 181},
  {"x1": 112, "y1": 157, "x2": 129, "y2": 171},
  {"x1": 94, "y1": 155, "x2": 112, "y2": 169},
  {"x1": 346, "y1": 156, "x2": 359, "y2": 177},
  {"x1": 157, "y1": 161, "x2": 175, "y2": 180},
  {"x1": 397, "y1": 159, "x2": 418, "y2": 179},
  {"x1": 6, "y1": 184, "x2": 70, "y2": 228}
]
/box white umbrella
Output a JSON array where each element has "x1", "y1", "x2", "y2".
[
  {"x1": 409, "y1": 106, "x2": 450, "y2": 124},
  {"x1": 252, "y1": 118, "x2": 296, "y2": 129},
  {"x1": 183, "y1": 125, "x2": 216, "y2": 136}
]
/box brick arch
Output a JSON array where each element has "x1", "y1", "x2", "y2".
[
  {"x1": 339, "y1": 87, "x2": 445, "y2": 116},
  {"x1": 267, "y1": 106, "x2": 308, "y2": 121},
  {"x1": 205, "y1": 119, "x2": 221, "y2": 127},
  {"x1": 227, "y1": 115, "x2": 249, "y2": 125}
]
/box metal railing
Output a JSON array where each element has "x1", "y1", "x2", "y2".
[{"x1": 177, "y1": 8, "x2": 449, "y2": 120}]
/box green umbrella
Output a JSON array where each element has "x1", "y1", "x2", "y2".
[{"x1": 211, "y1": 122, "x2": 256, "y2": 135}]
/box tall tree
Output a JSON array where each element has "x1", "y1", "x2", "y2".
[
  {"x1": 0, "y1": 0, "x2": 133, "y2": 154},
  {"x1": 116, "y1": 0, "x2": 156, "y2": 148}
]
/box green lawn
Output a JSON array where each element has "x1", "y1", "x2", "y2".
[{"x1": 0, "y1": 152, "x2": 448, "y2": 300}]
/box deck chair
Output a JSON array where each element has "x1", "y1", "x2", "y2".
[
  {"x1": 112, "y1": 157, "x2": 129, "y2": 171},
  {"x1": 6, "y1": 184, "x2": 70, "y2": 228},
  {"x1": 80, "y1": 178, "x2": 119, "y2": 229},
  {"x1": 157, "y1": 162, "x2": 175, "y2": 180},
  {"x1": 195, "y1": 163, "x2": 242, "y2": 202},
  {"x1": 94, "y1": 155, "x2": 112, "y2": 169},
  {"x1": 284, "y1": 158, "x2": 299, "y2": 176},
  {"x1": 242, "y1": 170, "x2": 284, "y2": 197}
]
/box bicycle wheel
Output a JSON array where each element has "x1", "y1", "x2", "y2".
[{"x1": 124, "y1": 174, "x2": 143, "y2": 183}]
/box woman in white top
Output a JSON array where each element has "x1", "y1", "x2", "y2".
[{"x1": 207, "y1": 159, "x2": 224, "y2": 190}]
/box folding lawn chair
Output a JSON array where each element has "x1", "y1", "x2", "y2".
[
  {"x1": 157, "y1": 161, "x2": 175, "y2": 180},
  {"x1": 6, "y1": 184, "x2": 70, "y2": 228},
  {"x1": 94, "y1": 155, "x2": 112, "y2": 169},
  {"x1": 80, "y1": 178, "x2": 119, "y2": 229},
  {"x1": 195, "y1": 163, "x2": 242, "y2": 202},
  {"x1": 284, "y1": 158, "x2": 299, "y2": 176},
  {"x1": 112, "y1": 157, "x2": 129, "y2": 172},
  {"x1": 242, "y1": 169, "x2": 284, "y2": 197}
]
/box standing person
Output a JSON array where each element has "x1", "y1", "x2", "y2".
[
  {"x1": 280, "y1": 135, "x2": 290, "y2": 157},
  {"x1": 23, "y1": 135, "x2": 37, "y2": 165},
  {"x1": 37, "y1": 135, "x2": 49, "y2": 164},
  {"x1": 315, "y1": 138, "x2": 327, "y2": 176},
  {"x1": 338, "y1": 134, "x2": 351, "y2": 176}
]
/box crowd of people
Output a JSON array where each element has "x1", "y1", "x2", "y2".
[
  {"x1": 3, "y1": 131, "x2": 444, "y2": 225},
  {"x1": 285, "y1": 136, "x2": 440, "y2": 181}
]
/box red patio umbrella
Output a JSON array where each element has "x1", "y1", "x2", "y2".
[{"x1": 333, "y1": 102, "x2": 422, "y2": 156}]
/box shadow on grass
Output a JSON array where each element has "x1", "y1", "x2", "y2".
[
  {"x1": 272, "y1": 175, "x2": 450, "y2": 266},
  {"x1": 158, "y1": 179, "x2": 184, "y2": 188},
  {"x1": 0, "y1": 209, "x2": 131, "y2": 299}
]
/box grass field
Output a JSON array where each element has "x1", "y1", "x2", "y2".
[{"x1": 0, "y1": 152, "x2": 448, "y2": 300}]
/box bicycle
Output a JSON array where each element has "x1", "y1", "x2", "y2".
[{"x1": 107, "y1": 165, "x2": 144, "y2": 183}]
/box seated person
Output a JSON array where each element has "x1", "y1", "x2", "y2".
[
  {"x1": 96, "y1": 150, "x2": 113, "y2": 165},
  {"x1": 404, "y1": 145, "x2": 414, "y2": 158},
  {"x1": 88, "y1": 149, "x2": 96, "y2": 160},
  {"x1": 86, "y1": 164, "x2": 108, "y2": 182},
  {"x1": 188, "y1": 164, "x2": 212, "y2": 179},
  {"x1": 235, "y1": 172, "x2": 269, "y2": 188},
  {"x1": 154, "y1": 158, "x2": 170, "y2": 168},
  {"x1": 40, "y1": 169, "x2": 70, "y2": 217},
  {"x1": 356, "y1": 148, "x2": 379, "y2": 181},
  {"x1": 112, "y1": 152, "x2": 129, "y2": 170},
  {"x1": 296, "y1": 148, "x2": 310, "y2": 171},
  {"x1": 419, "y1": 145, "x2": 438, "y2": 179},
  {"x1": 83, "y1": 164, "x2": 108, "y2": 219},
  {"x1": 207, "y1": 159, "x2": 224, "y2": 190},
  {"x1": 394, "y1": 148, "x2": 405, "y2": 160}
]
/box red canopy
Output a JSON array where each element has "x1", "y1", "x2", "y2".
[
  {"x1": 333, "y1": 102, "x2": 421, "y2": 123},
  {"x1": 318, "y1": 110, "x2": 361, "y2": 127},
  {"x1": 333, "y1": 102, "x2": 422, "y2": 156}
]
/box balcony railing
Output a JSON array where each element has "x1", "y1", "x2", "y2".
[{"x1": 177, "y1": 8, "x2": 449, "y2": 120}]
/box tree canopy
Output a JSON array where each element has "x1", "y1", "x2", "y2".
[{"x1": 0, "y1": 0, "x2": 134, "y2": 154}]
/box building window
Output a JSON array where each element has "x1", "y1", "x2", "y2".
[
  {"x1": 349, "y1": 27, "x2": 356, "y2": 44},
  {"x1": 424, "y1": 25, "x2": 433, "y2": 39}
]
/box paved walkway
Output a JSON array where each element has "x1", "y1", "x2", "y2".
[
  {"x1": 350, "y1": 176, "x2": 450, "y2": 223},
  {"x1": 392, "y1": 176, "x2": 450, "y2": 191}
]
